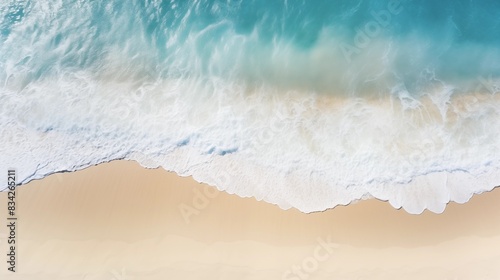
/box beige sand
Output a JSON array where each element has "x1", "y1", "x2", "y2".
[{"x1": 0, "y1": 160, "x2": 499, "y2": 280}]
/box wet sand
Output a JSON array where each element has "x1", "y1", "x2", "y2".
[{"x1": 0, "y1": 160, "x2": 499, "y2": 279}]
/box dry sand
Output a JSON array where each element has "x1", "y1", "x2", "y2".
[{"x1": 0, "y1": 160, "x2": 499, "y2": 280}]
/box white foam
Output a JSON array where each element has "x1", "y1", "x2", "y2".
[{"x1": 1, "y1": 73, "x2": 499, "y2": 214}]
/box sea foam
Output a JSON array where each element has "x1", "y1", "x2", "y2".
[{"x1": 1, "y1": 74, "x2": 499, "y2": 213}]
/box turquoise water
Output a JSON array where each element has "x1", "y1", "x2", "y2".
[
  {"x1": 1, "y1": 0, "x2": 499, "y2": 213},
  {"x1": 2, "y1": 0, "x2": 500, "y2": 94}
]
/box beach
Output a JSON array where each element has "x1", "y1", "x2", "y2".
[
  {"x1": 1, "y1": 160, "x2": 499, "y2": 280},
  {"x1": 2, "y1": 1, "x2": 500, "y2": 279}
]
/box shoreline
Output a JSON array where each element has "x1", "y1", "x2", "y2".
[
  {"x1": 7, "y1": 158, "x2": 500, "y2": 215},
  {"x1": 2, "y1": 85, "x2": 499, "y2": 215},
  {"x1": 1, "y1": 160, "x2": 500, "y2": 279}
]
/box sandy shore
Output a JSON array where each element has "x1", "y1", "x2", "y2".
[{"x1": 1, "y1": 160, "x2": 499, "y2": 280}]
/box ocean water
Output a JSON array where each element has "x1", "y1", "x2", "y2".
[{"x1": 1, "y1": 0, "x2": 499, "y2": 213}]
